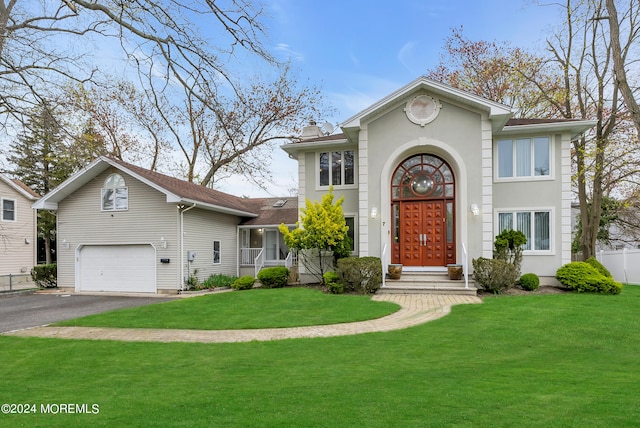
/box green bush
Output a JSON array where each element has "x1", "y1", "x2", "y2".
[
  {"x1": 494, "y1": 229, "x2": 527, "y2": 274},
  {"x1": 519, "y1": 273, "x2": 540, "y2": 291},
  {"x1": 323, "y1": 271, "x2": 343, "y2": 294},
  {"x1": 231, "y1": 276, "x2": 255, "y2": 290},
  {"x1": 257, "y1": 267, "x2": 289, "y2": 288},
  {"x1": 585, "y1": 257, "x2": 613, "y2": 278},
  {"x1": 201, "y1": 274, "x2": 238, "y2": 289},
  {"x1": 31, "y1": 264, "x2": 57, "y2": 288},
  {"x1": 336, "y1": 257, "x2": 382, "y2": 294},
  {"x1": 472, "y1": 257, "x2": 518, "y2": 294},
  {"x1": 556, "y1": 262, "x2": 623, "y2": 295}
]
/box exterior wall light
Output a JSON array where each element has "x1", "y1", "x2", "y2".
[
  {"x1": 470, "y1": 204, "x2": 480, "y2": 216},
  {"x1": 370, "y1": 207, "x2": 378, "y2": 219}
]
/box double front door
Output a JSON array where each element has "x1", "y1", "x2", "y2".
[{"x1": 398, "y1": 200, "x2": 455, "y2": 267}]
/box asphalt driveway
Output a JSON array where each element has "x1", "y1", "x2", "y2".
[{"x1": 0, "y1": 292, "x2": 177, "y2": 333}]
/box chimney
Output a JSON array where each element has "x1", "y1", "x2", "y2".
[{"x1": 300, "y1": 120, "x2": 324, "y2": 140}]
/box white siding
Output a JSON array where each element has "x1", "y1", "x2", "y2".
[
  {"x1": 56, "y1": 169, "x2": 179, "y2": 291},
  {"x1": 0, "y1": 180, "x2": 37, "y2": 275}
]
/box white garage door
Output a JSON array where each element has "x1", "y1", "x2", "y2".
[{"x1": 78, "y1": 245, "x2": 156, "y2": 293}]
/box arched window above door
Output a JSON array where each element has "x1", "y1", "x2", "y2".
[{"x1": 391, "y1": 154, "x2": 454, "y2": 200}]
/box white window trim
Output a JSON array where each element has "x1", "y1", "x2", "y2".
[
  {"x1": 316, "y1": 150, "x2": 358, "y2": 190},
  {"x1": 494, "y1": 135, "x2": 555, "y2": 182},
  {"x1": 344, "y1": 213, "x2": 358, "y2": 254},
  {"x1": 494, "y1": 207, "x2": 555, "y2": 255},
  {"x1": 1, "y1": 198, "x2": 17, "y2": 222},
  {"x1": 213, "y1": 240, "x2": 221, "y2": 265}
]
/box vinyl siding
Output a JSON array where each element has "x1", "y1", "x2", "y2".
[
  {"x1": 56, "y1": 169, "x2": 179, "y2": 291},
  {"x1": 0, "y1": 180, "x2": 37, "y2": 275},
  {"x1": 182, "y1": 208, "x2": 240, "y2": 282}
]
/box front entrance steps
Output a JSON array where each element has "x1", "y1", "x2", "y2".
[{"x1": 378, "y1": 271, "x2": 478, "y2": 296}]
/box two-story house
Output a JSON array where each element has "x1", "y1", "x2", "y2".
[{"x1": 282, "y1": 76, "x2": 595, "y2": 284}]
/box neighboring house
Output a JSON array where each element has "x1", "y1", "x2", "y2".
[
  {"x1": 33, "y1": 157, "x2": 296, "y2": 293},
  {"x1": 0, "y1": 174, "x2": 39, "y2": 276},
  {"x1": 282, "y1": 76, "x2": 596, "y2": 284}
]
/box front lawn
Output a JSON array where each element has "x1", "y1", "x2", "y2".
[
  {"x1": 53, "y1": 287, "x2": 400, "y2": 329},
  {"x1": 1, "y1": 287, "x2": 639, "y2": 427}
]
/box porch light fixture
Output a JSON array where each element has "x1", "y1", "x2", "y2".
[
  {"x1": 370, "y1": 207, "x2": 377, "y2": 219},
  {"x1": 470, "y1": 204, "x2": 480, "y2": 216},
  {"x1": 62, "y1": 239, "x2": 70, "y2": 250}
]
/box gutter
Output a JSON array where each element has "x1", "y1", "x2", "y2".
[{"x1": 179, "y1": 203, "x2": 197, "y2": 291}]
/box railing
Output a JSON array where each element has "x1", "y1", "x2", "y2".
[
  {"x1": 284, "y1": 250, "x2": 298, "y2": 269},
  {"x1": 254, "y1": 249, "x2": 265, "y2": 278},
  {"x1": 462, "y1": 242, "x2": 469, "y2": 289},
  {"x1": 0, "y1": 273, "x2": 36, "y2": 292},
  {"x1": 241, "y1": 248, "x2": 263, "y2": 265},
  {"x1": 381, "y1": 243, "x2": 387, "y2": 288}
]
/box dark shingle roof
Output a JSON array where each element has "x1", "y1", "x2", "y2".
[
  {"x1": 11, "y1": 178, "x2": 40, "y2": 198},
  {"x1": 110, "y1": 158, "x2": 256, "y2": 216},
  {"x1": 240, "y1": 198, "x2": 299, "y2": 226}
]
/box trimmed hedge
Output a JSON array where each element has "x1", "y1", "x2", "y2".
[
  {"x1": 556, "y1": 262, "x2": 622, "y2": 294},
  {"x1": 257, "y1": 267, "x2": 289, "y2": 288},
  {"x1": 585, "y1": 256, "x2": 613, "y2": 278},
  {"x1": 336, "y1": 257, "x2": 382, "y2": 294},
  {"x1": 519, "y1": 273, "x2": 540, "y2": 291},
  {"x1": 323, "y1": 271, "x2": 343, "y2": 294},
  {"x1": 31, "y1": 264, "x2": 57, "y2": 288},
  {"x1": 231, "y1": 276, "x2": 255, "y2": 290}
]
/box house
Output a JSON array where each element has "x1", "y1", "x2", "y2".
[
  {"x1": 282, "y1": 76, "x2": 596, "y2": 285},
  {"x1": 0, "y1": 174, "x2": 39, "y2": 276},
  {"x1": 32, "y1": 157, "x2": 297, "y2": 294}
]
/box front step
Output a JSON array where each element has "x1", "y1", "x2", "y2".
[{"x1": 378, "y1": 272, "x2": 478, "y2": 296}]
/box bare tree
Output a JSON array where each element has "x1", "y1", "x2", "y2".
[
  {"x1": 605, "y1": 0, "x2": 640, "y2": 136},
  {"x1": 0, "y1": 0, "x2": 274, "y2": 130}
]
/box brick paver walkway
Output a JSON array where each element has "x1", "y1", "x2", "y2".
[{"x1": 3, "y1": 294, "x2": 481, "y2": 343}]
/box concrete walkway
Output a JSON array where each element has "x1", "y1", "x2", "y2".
[{"x1": 2, "y1": 294, "x2": 482, "y2": 343}]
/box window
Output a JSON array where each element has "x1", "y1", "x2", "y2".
[
  {"x1": 497, "y1": 136, "x2": 550, "y2": 179},
  {"x1": 102, "y1": 173, "x2": 128, "y2": 211},
  {"x1": 213, "y1": 240, "x2": 221, "y2": 264},
  {"x1": 319, "y1": 150, "x2": 355, "y2": 186},
  {"x1": 345, "y1": 216, "x2": 356, "y2": 253},
  {"x1": 1, "y1": 198, "x2": 16, "y2": 221},
  {"x1": 497, "y1": 210, "x2": 551, "y2": 251}
]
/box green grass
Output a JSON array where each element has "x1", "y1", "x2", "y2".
[
  {"x1": 53, "y1": 287, "x2": 400, "y2": 329},
  {"x1": 2, "y1": 287, "x2": 640, "y2": 427}
]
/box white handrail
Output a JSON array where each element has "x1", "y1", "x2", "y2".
[
  {"x1": 254, "y1": 248, "x2": 264, "y2": 278},
  {"x1": 381, "y1": 243, "x2": 387, "y2": 288},
  {"x1": 462, "y1": 241, "x2": 469, "y2": 289}
]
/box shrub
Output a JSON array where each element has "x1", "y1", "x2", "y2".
[
  {"x1": 231, "y1": 276, "x2": 255, "y2": 290},
  {"x1": 323, "y1": 271, "x2": 343, "y2": 294},
  {"x1": 31, "y1": 264, "x2": 57, "y2": 288},
  {"x1": 472, "y1": 257, "x2": 518, "y2": 293},
  {"x1": 519, "y1": 273, "x2": 540, "y2": 291},
  {"x1": 556, "y1": 262, "x2": 623, "y2": 295},
  {"x1": 201, "y1": 274, "x2": 238, "y2": 289},
  {"x1": 257, "y1": 267, "x2": 289, "y2": 288},
  {"x1": 585, "y1": 257, "x2": 613, "y2": 278},
  {"x1": 494, "y1": 229, "x2": 527, "y2": 275},
  {"x1": 336, "y1": 257, "x2": 382, "y2": 294}
]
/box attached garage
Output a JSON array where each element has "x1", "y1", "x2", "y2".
[{"x1": 77, "y1": 244, "x2": 156, "y2": 293}]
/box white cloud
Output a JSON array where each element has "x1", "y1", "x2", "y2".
[
  {"x1": 274, "y1": 43, "x2": 305, "y2": 62},
  {"x1": 397, "y1": 41, "x2": 418, "y2": 74}
]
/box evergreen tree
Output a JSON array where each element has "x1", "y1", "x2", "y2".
[{"x1": 7, "y1": 104, "x2": 74, "y2": 263}]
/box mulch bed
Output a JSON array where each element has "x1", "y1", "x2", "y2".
[{"x1": 478, "y1": 285, "x2": 570, "y2": 297}]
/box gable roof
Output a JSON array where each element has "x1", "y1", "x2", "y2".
[
  {"x1": 32, "y1": 157, "x2": 258, "y2": 217},
  {"x1": 0, "y1": 174, "x2": 40, "y2": 200},
  {"x1": 340, "y1": 76, "x2": 514, "y2": 136}
]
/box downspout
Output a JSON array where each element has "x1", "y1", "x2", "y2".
[{"x1": 179, "y1": 203, "x2": 197, "y2": 292}]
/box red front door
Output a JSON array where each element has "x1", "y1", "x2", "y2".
[{"x1": 399, "y1": 201, "x2": 446, "y2": 266}]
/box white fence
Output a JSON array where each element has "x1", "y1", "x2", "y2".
[{"x1": 596, "y1": 249, "x2": 640, "y2": 284}]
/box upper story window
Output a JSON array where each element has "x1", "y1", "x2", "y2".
[
  {"x1": 319, "y1": 150, "x2": 355, "y2": 187},
  {"x1": 497, "y1": 136, "x2": 551, "y2": 179},
  {"x1": 102, "y1": 173, "x2": 128, "y2": 211},
  {"x1": 1, "y1": 198, "x2": 16, "y2": 221}
]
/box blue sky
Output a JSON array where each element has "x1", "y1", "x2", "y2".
[{"x1": 219, "y1": 0, "x2": 564, "y2": 197}]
